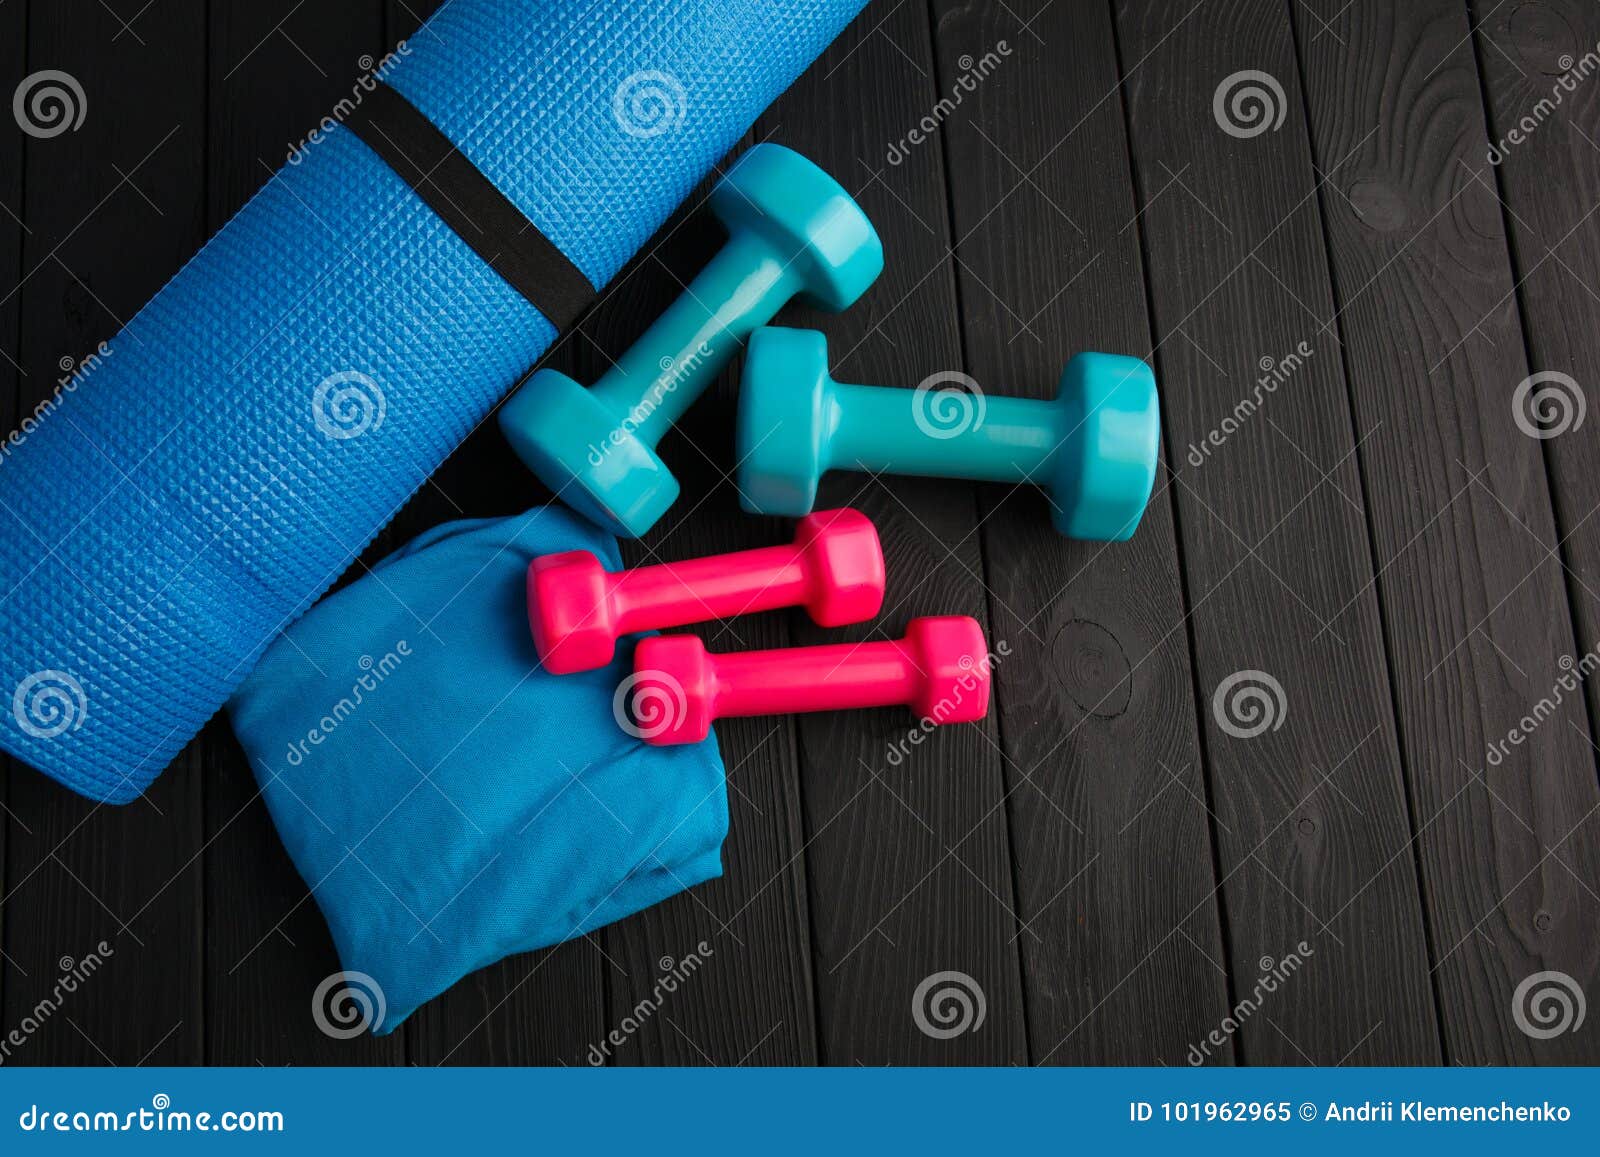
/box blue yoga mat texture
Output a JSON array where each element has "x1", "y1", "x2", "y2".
[{"x1": 0, "y1": 0, "x2": 867, "y2": 803}]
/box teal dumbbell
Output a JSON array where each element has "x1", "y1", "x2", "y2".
[
  {"x1": 499, "y1": 144, "x2": 883, "y2": 539},
  {"x1": 736, "y1": 327, "x2": 1160, "y2": 541}
]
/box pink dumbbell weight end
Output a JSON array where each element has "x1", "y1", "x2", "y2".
[
  {"x1": 628, "y1": 616, "x2": 992, "y2": 745},
  {"x1": 529, "y1": 508, "x2": 885, "y2": 674}
]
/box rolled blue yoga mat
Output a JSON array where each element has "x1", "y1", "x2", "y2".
[{"x1": 0, "y1": 0, "x2": 868, "y2": 803}]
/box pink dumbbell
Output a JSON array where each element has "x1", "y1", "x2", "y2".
[
  {"x1": 528, "y1": 508, "x2": 885, "y2": 674},
  {"x1": 622, "y1": 616, "x2": 992, "y2": 745}
]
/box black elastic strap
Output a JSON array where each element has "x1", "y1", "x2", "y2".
[{"x1": 344, "y1": 83, "x2": 595, "y2": 331}]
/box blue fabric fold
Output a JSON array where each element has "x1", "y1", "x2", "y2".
[{"x1": 227, "y1": 506, "x2": 728, "y2": 1032}]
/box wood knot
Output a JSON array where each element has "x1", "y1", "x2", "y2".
[
  {"x1": 1050, "y1": 618, "x2": 1131, "y2": 717},
  {"x1": 1347, "y1": 179, "x2": 1409, "y2": 232},
  {"x1": 1508, "y1": 3, "x2": 1580, "y2": 77}
]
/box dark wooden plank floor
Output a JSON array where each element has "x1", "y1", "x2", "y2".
[{"x1": 0, "y1": 0, "x2": 1596, "y2": 1066}]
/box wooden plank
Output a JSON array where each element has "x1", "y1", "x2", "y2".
[
  {"x1": 0, "y1": 0, "x2": 208, "y2": 1064},
  {"x1": 1112, "y1": 0, "x2": 1441, "y2": 1062},
  {"x1": 751, "y1": 4, "x2": 1027, "y2": 1064},
  {"x1": 931, "y1": 0, "x2": 1232, "y2": 1063},
  {"x1": 0, "y1": 0, "x2": 24, "y2": 1030},
  {"x1": 203, "y1": 0, "x2": 401, "y2": 1065},
  {"x1": 1462, "y1": 0, "x2": 1600, "y2": 1061}
]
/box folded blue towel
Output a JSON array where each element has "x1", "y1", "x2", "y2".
[
  {"x1": 227, "y1": 506, "x2": 727, "y2": 1032},
  {"x1": 0, "y1": 0, "x2": 866, "y2": 802}
]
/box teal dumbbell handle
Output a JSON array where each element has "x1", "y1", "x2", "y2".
[
  {"x1": 589, "y1": 233, "x2": 800, "y2": 436},
  {"x1": 737, "y1": 327, "x2": 1160, "y2": 541},
  {"x1": 827, "y1": 385, "x2": 1059, "y2": 481}
]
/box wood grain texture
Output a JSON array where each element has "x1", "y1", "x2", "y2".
[
  {"x1": 0, "y1": 0, "x2": 207, "y2": 1065},
  {"x1": 1473, "y1": 0, "x2": 1600, "y2": 681},
  {"x1": 202, "y1": 0, "x2": 402, "y2": 1066},
  {"x1": 1112, "y1": 0, "x2": 1441, "y2": 1064},
  {"x1": 1293, "y1": 0, "x2": 1600, "y2": 1065},
  {"x1": 754, "y1": 2, "x2": 1027, "y2": 1065},
  {"x1": 931, "y1": 0, "x2": 1232, "y2": 1064},
  {"x1": 1472, "y1": 0, "x2": 1600, "y2": 1052}
]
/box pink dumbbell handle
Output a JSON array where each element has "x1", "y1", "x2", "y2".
[
  {"x1": 609, "y1": 544, "x2": 811, "y2": 635},
  {"x1": 707, "y1": 640, "x2": 920, "y2": 717}
]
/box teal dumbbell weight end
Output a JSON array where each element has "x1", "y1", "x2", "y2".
[
  {"x1": 498, "y1": 144, "x2": 884, "y2": 539},
  {"x1": 736, "y1": 327, "x2": 1161, "y2": 541}
]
